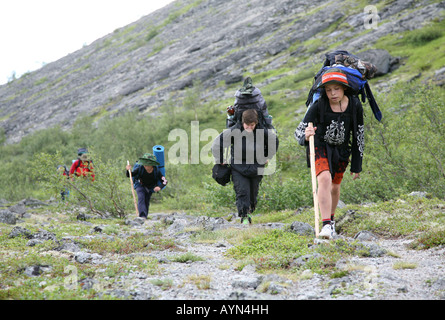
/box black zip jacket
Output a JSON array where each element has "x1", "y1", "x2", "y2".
[
  {"x1": 212, "y1": 122, "x2": 279, "y2": 177},
  {"x1": 294, "y1": 94, "x2": 364, "y2": 174}
]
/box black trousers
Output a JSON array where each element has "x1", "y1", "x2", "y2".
[
  {"x1": 232, "y1": 169, "x2": 263, "y2": 216},
  {"x1": 135, "y1": 186, "x2": 153, "y2": 218}
]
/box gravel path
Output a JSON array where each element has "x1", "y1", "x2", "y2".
[
  {"x1": 101, "y1": 213, "x2": 445, "y2": 301},
  {"x1": 3, "y1": 204, "x2": 444, "y2": 304}
]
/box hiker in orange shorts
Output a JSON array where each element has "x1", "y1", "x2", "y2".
[{"x1": 294, "y1": 68, "x2": 364, "y2": 239}]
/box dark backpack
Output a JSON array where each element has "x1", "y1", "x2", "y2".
[
  {"x1": 226, "y1": 77, "x2": 274, "y2": 130},
  {"x1": 212, "y1": 164, "x2": 231, "y2": 186},
  {"x1": 306, "y1": 50, "x2": 382, "y2": 122}
]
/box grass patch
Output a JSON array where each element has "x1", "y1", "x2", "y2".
[
  {"x1": 186, "y1": 274, "x2": 211, "y2": 290},
  {"x1": 78, "y1": 233, "x2": 178, "y2": 255},
  {"x1": 224, "y1": 228, "x2": 379, "y2": 277},
  {"x1": 170, "y1": 252, "x2": 205, "y2": 263},
  {"x1": 393, "y1": 261, "x2": 417, "y2": 270},
  {"x1": 0, "y1": 251, "x2": 116, "y2": 300},
  {"x1": 335, "y1": 197, "x2": 445, "y2": 239},
  {"x1": 404, "y1": 24, "x2": 443, "y2": 46},
  {"x1": 221, "y1": 197, "x2": 445, "y2": 277},
  {"x1": 226, "y1": 229, "x2": 312, "y2": 270},
  {"x1": 408, "y1": 229, "x2": 445, "y2": 250},
  {"x1": 150, "y1": 278, "x2": 173, "y2": 290},
  {"x1": 374, "y1": 19, "x2": 445, "y2": 77}
]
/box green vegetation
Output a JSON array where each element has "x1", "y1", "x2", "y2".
[
  {"x1": 226, "y1": 229, "x2": 312, "y2": 270},
  {"x1": 393, "y1": 261, "x2": 417, "y2": 270},
  {"x1": 374, "y1": 19, "x2": 445, "y2": 77},
  {"x1": 0, "y1": 210, "x2": 177, "y2": 299},
  {"x1": 404, "y1": 23, "x2": 443, "y2": 47},
  {"x1": 2, "y1": 15, "x2": 443, "y2": 215},
  {"x1": 334, "y1": 196, "x2": 445, "y2": 238},
  {"x1": 1, "y1": 2, "x2": 444, "y2": 301},
  {"x1": 0, "y1": 193, "x2": 443, "y2": 299},
  {"x1": 188, "y1": 195, "x2": 444, "y2": 279},
  {"x1": 78, "y1": 232, "x2": 177, "y2": 255},
  {"x1": 0, "y1": 74, "x2": 443, "y2": 217},
  {"x1": 170, "y1": 252, "x2": 205, "y2": 263},
  {"x1": 221, "y1": 196, "x2": 443, "y2": 277}
]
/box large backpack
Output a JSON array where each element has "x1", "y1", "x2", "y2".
[
  {"x1": 226, "y1": 77, "x2": 274, "y2": 130},
  {"x1": 306, "y1": 50, "x2": 382, "y2": 122}
]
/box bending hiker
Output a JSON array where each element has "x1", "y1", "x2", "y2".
[
  {"x1": 294, "y1": 68, "x2": 364, "y2": 239},
  {"x1": 125, "y1": 153, "x2": 167, "y2": 219},
  {"x1": 70, "y1": 148, "x2": 95, "y2": 181},
  {"x1": 213, "y1": 109, "x2": 279, "y2": 224}
]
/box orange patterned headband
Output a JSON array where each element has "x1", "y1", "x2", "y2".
[{"x1": 322, "y1": 72, "x2": 348, "y2": 85}]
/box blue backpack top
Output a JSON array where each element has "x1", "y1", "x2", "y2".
[{"x1": 306, "y1": 50, "x2": 382, "y2": 122}]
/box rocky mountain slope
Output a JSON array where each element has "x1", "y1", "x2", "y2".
[{"x1": 1, "y1": 0, "x2": 444, "y2": 144}]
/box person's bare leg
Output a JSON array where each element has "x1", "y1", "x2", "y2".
[
  {"x1": 331, "y1": 183, "x2": 341, "y2": 217},
  {"x1": 317, "y1": 171, "x2": 332, "y2": 222}
]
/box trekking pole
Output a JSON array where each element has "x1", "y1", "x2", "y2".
[
  {"x1": 127, "y1": 160, "x2": 139, "y2": 216},
  {"x1": 308, "y1": 123, "x2": 320, "y2": 238}
]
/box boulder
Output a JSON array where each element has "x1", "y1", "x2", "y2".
[
  {"x1": 289, "y1": 221, "x2": 315, "y2": 236},
  {"x1": 0, "y1": 210, "x2": 17, "y2": 225},
  {"x1": 8, "y1": 226, "x2": 33, "y2": 238},
  {"x1": 358, "y1": 49, "x2": 394, "y2": 76}
]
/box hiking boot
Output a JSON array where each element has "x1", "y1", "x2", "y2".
[
  {"x1": 240, "y1": 214, "x2": 252, "y2": 225},
  {"x1": 319, "y1": 223, "x2": 334, "y2": 240},
  {"x1": 331, "y1": 221, "x2": 337, "y2": 236}
]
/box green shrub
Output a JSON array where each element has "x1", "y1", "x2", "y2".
[
  {"x1": 405, "y1": 25, "x2": 443, "y2": 46},
  {"x1": 29, "y1": 150, "x2": 133, "y2": 217},
  {"x1": 0, "y1": 76, "x2": 443, "y2": 212},
  {"x1": 226, "y1": 229, "x2": 311, "y2": 270},
  {"x1": 171, "y1": 252, "x2": 205, "y2": 263},
  {"x1": 409, "y1": 229, "x2": 445, "y2": 249}
]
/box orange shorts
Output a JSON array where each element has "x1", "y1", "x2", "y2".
[{"x1": 314, "y1": 146, "x2": 349, "y2": 184}]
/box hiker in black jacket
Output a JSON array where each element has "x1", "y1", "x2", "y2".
[
  {"x1": 294, "y1": 68, "x2": 364, "y2": 239},
  {"x1": 213, "y1": 109, "x2": 279, "y2": 224}
]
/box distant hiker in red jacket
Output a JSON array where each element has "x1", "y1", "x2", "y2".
[{"x1": 70, "y1": 148, "x2": 95, "y2": 181}]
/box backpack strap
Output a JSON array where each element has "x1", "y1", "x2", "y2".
[
  {"x1": 132, "y1": 162, "x2": 143, "y2": 180},
  {"x1": 364, "y1": 82, "x2": 382, "y2": 121},
  {"x1": 219, "y1": 132, "x2": 225, "y2": 164},
  {"x1": 351, "y1": 95, "x2": 358, "y2": 145}
]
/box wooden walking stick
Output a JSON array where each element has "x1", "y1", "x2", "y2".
[
  {"x1": 308, "y1": 123, "x2": 320, "y2": 238},
  {"x1": 127, "y1": 160, "x2": 139, "y2": 216}
]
